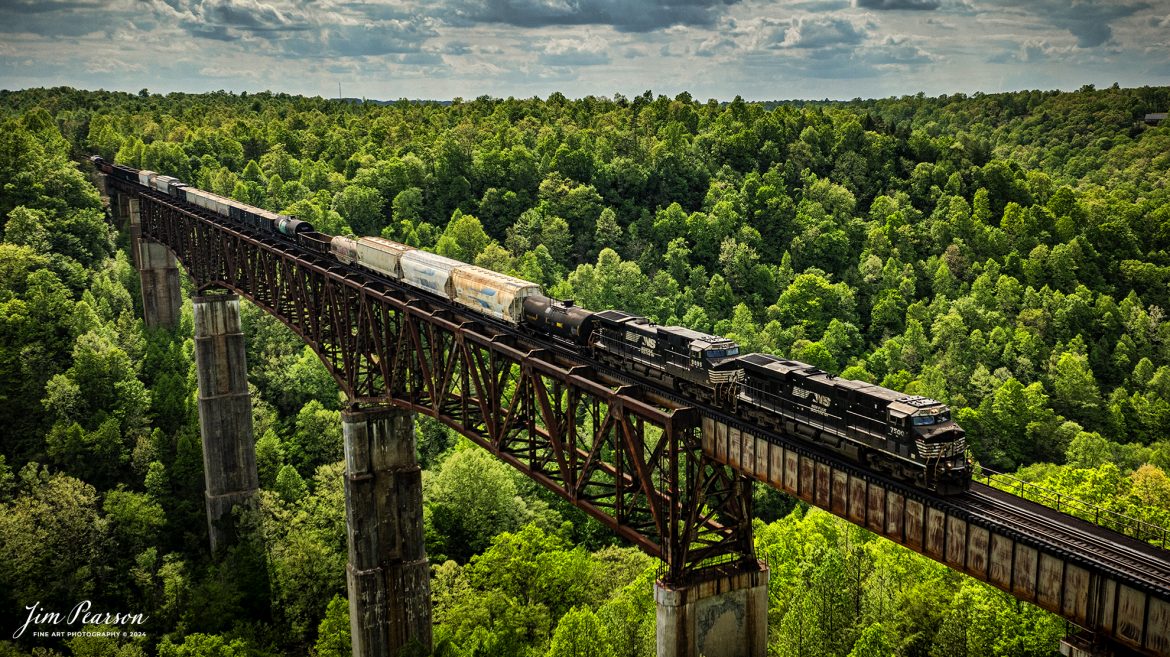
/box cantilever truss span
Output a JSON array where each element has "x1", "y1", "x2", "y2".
[{"x1": 127, "y1": 182, "x2": 757, "y2": 583}]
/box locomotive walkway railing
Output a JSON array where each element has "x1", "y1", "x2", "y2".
[{"x1": 976, "y1": 464, "x2": 1170, "y2": 549}]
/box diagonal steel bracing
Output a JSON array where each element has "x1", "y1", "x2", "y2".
[{"x1": 122, "y1": 183, "x2": 757, "y2": 583}]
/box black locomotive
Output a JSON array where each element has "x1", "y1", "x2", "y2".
[{"x1": 93, "y1": 156, "x2": 971, "y2": 494}]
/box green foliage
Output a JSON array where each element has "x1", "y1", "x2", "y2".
[
  {"x1": 314, "y1": 595, "x2": 351, "y2": 657},
  {"x1": 253, "y1": 462, "x2": 348, "y2": 643},
  {"x1": 0, "y1": 466, "x2": 106, "y2": 613},
  {"x1": 7, "y1": 83, "x2": 1170, "y2": 657},
  {"x1": 849, "y1": 623, "x2": 895, "y2": 657},
  {"x1": 274, "y1": 464, "x2": 308, "y2": 503},
  {"x1": 433, "y1": 523, "x2": 649, "y2": 657},
  {"x1": 770, "y1": 271, "x2": 857, "y2": 339},
  {"x1": 426, "y1": 446, "x2": 529, "y2": 562},
  {"x1": 104, "y1": 489, "x2": 166, "y2": 555},
  {"x1": 157, "y1": 633, "x2": 272, "y2": 657},
  {"x1": 546, "y1": 607, "x2": 614, "y2": 657},
  {"x1": 436, "y1": 211, "x2": 493, "y2": 263},
  {"x1": 333, "y1": 184, "x2": 385, "y2": 236}
]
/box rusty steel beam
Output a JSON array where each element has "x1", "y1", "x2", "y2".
[
  {"x1": 118, "y1": 182, "x2": 757, "y2": 583},
  {"x1": 114, "y1": 180, "x2": 1170, "y2": 657},
  {"x1": 702, "y1": 416, "x2": 1170, "y2": 657}
]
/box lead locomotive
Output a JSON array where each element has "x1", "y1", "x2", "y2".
[{"x1": 94, "y1": 156, "x2": 971, "y2": 494}]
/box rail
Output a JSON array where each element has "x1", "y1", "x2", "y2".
[{"x1": 975, "y1": 464, "x2": 1170, "y2": 549}]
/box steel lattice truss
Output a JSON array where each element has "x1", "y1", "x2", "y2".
[{"x1": 126, "y1": 183, "x2": 756, "y2": 582}]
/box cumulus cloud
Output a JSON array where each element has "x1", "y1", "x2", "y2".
[
  {"x1": 0, "y1": 0, "x2": 1167, "y2": 101},
  {"x1": 987, "y1": 38, "x2": 1072, "y2": 63},
  {"x1": 696, "y1": 34, "x2": 736, "y2": 57},
  {"x1": 868, "y1": 34, "x2": 933, "y2": 64},
  {"x1": 774, "y1": 15, "x2": 874, "y2": 49},
  {"x1": 143, "y1": 0, "x2": 313, "y2": 41},
  {"x1": 439, "y1": 0, "x2": 740, "y2": 32},
  {"x1": 537, "y1": 34, "x2": 611, "y2": 66}
]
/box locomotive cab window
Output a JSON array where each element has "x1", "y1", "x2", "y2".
[{"x1": 911, "y1": 409, "x2": 949, "y2": 426}]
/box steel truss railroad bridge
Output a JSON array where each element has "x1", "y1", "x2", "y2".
[{"x1": 101, "y1": 172, "x2": 1170, "y2": 657}]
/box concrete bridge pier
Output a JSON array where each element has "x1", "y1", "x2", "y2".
[
  {"x1": 128, "y1": 197, "x2": 182, "y2": 329},
  {"x1": 193, "y1": 293, "x2": 259, "y2": 554},
  {"x1": 106, "y1": 186, "x2": 131, "y2": 233},
  {"x1": 92, "y1": 170, "x2": 108, "y2": 199},
  {"x1": 656, "y1": 563, "x2": 769, "y2": 657},
  {"x1": 342, "y1": 406, "x2": 432, "y2": 657}
]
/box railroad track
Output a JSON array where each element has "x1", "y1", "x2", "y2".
[
  {"x1": 964, "y1": 483, "x2": 1170, "y2": 595},
  {"x1": 146, "y1": 185, "x2": 1170, "y2": 601}
]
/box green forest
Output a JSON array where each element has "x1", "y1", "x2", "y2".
[{"x1": 1, "y1": 84, "x2": 1169, "y2": 657}]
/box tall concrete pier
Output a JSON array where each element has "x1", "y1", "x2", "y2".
[
  {"x1": 342, "y1": 406, "x2": 432, "y2": 657},
  {"x1": 116, "y1": 188, "x2": 131, "y2": 233},
  {"x1": 193, "y1": 293, "x2": 259, "y2": 554},
  {"x1": 656, "y1": 564, "x2": 769, "y2": 657},
  {"x1": 129, "y1": 197, "x2": 182, "y2": 329}
]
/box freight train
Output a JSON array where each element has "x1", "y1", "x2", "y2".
[{"x1": 92, "y1": 156, "x2": 971, "y2": 494}]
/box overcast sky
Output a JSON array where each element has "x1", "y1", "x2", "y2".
[{"x1": 1, "y1": 0, "x2": 1168, "y2": 101}]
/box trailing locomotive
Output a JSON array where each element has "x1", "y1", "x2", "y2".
[
  {"x1": 590, "y1": 310, "x2": 745, "y2": 404},
  {"x1": 92, "y1": 156, "x2": 971, "y2": 494}
]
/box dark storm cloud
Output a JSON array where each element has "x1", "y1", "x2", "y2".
[
  {"x1": 0, "y1": 0, "x2": 116, "y2": 35},
  {"x1": 982, "y1": 0, "x2": 1150, "y2": 47},
  {"x1": 855, "y1": 0, "x2": 939, "y2": 10},
  {"x1": 200, "y1": 0, "x2": 309, "y2": 32},
  {"x1": 440, "y1": 0, "x2": 740, "y2": 32},
  {"x1": 1061, "y1": 1, "x2": 1151, "y2": 47},
  {"x1": 0, "y1": 0, "x2": 103, "y2": 13},
  {"x1": 174, "y1": 0, "x2": 312, "y2": 42},
  {"x1": 147, "y1": 0, "x2": 437, "y2": 57},
  {"x1": 142, "y1": 0, "x2": 313, "y2": 42}
]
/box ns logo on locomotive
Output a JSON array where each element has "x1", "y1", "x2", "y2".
[{"x1": 93, "y1": 156, "x2": 971, "y2": 494}]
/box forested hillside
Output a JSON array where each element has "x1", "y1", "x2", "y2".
[{"x1": 1, "y1": 84, "x2": 1169, "y2": 657}]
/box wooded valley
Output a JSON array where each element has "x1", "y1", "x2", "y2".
[{"x1": 1, "y1": 84, "x2": 1169, "y2": 656}]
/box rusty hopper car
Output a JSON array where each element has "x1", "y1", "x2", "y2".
[{"x1": 451, "y1": 266, "x2": 542, "y2": 324}]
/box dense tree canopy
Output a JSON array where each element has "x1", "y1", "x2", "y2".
[{"x1": 2, "y1": 83, "x2": 1170, "y2": 657}]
